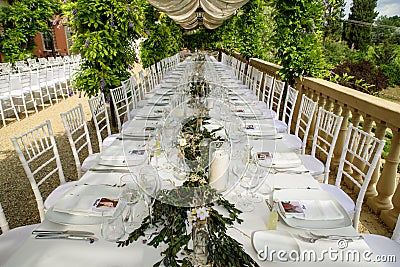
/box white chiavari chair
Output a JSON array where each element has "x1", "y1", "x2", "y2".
[
  {"x1": 261, "y1": 73, "x2": 274, "y2": 109},
  {"x1": 0, "y1": 74, "x2": 20, "y2": 127},
  {"x1": 110, "y1": 85, "x2": 130, "y2": 132},
  {"x1": 269, "y1": 78, "x2": 285, "y2": 120},
  {"x1": 320, "y1": 124, "x2": 386, "y2": 230},
  {"x1": 274, "y1": 85, "x2": 299, "y2": 133},
  {"x1": 88, "y1": 94, "x2": 119, "y2": 152},
  {"x1": 282, "y1": 94, "x2": 317, "y2": 154},
  {"x1": 10, "y1": 120, "x2": 78, "y2": 221},
  {"x1": 300, "y1": 107, "x2": 343, "y2": 182},
  {"x1": 9, "y1": 72, "x2": 38, "y2": 116},
  {"x1": 60, "y1": 104, "x2": 98, "y2": 179}
]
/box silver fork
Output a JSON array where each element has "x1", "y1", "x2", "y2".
[
  {"x1": 296, "y1": 234, "x2": 354, "y2": 243},
  {"x1": 309, "y1": 232, "x2": 364, "y2": 240}
]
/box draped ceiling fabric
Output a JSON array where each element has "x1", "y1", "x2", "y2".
[{"x1": 147, "y1": 0, "x2": 250, "y2": 30}]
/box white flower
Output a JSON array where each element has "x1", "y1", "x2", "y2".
[
  {"x1": 196, "y1": 207, "x2": 209, "y2": 221},
  {"x1": 179, "y1": 138, "x2": 187, "y2": 147}
]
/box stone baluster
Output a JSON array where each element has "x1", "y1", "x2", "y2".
[
  {"x1": 332, "y1": 104, "x2": 348, "y2": 171},
  {"x1": 365, "y1": 121, "x2": 387, "y2": 199},
  {"x1": 367, "y1": 128, "x2": 400, "y2": 214},
  {"x1": 380, "y1": 183, "x2": 400, "y2": 230}
]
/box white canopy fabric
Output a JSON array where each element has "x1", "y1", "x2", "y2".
[{"x1": 147, "y1": 0, "x2": 250, "y2": 29}]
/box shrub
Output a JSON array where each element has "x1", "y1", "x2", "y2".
[
  {"x1": 331, "y1": 60, "x2": 388, "y2": 95},
  {"x1": 323, "y1": 39, "x2": 359, "y2": 67}
]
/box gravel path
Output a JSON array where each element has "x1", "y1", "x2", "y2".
[
  {"x1": 0, "y1": 94, "x2": 97, "y2": 229},
  {"x1": 0, "y1": 93, "x2": 393, "y2": 237}
]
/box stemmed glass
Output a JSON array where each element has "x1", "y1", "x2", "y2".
[
  {"x1": 233, "y1": 162, "x2": 262, "y2": 212},
  {"x1": 137, "y1": 166, "x2": 161, "y2": 227},
  {"x1": 119, "y1": 174, "x2": 141, "y2": 233}
]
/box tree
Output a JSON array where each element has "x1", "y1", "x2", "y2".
[
  {"x1": 343, "y1": 0, "x2": 378, "y2": 51},
  {"x1": 372, "y1": 15, "x2": 400, "y2": 45},
  {"x1": 211, "y1": 0, "x2": 275, "y2": 62},
  {"x1": 0, "y1": 0, "x2": 60, "y2": 62},
  {"x1": 270, "y1": 0, "x2": 327, "y2": 85},
  {"x1": 321, "y1": 0, "x2": 345, "y2": 42},
  {"x1": 62, "y1": 0, "x2": 142, "y2": 97}
]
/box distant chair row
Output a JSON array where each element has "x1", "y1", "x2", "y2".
[
  {"x1": 0, "y1": 55, "x2": 81, "y2": 74},
  {"x1": 0, "y1": 55, "x2": 81, "y2": 127}
]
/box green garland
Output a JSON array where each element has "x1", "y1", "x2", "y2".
[{"x1": 118, "y1": 118, "x2": 259, "y2": 267}]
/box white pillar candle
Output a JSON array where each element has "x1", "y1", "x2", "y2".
[{"x1": 209, "y1": 149, "x2": 229, "y2": 192}]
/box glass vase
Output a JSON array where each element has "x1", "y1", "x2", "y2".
[{"x1": 192, "y1": 219, "x2": 209, "y2": 265}]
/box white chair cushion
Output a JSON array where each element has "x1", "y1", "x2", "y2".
[
  {"x1": 0, "y1": 224, "x2": 39, "y2": 265},
  {"x1": 300, "y1": 154, "x2": 325, "y2": 176},
  {"x1": 282, "y1": 134, "x2": 302, "y2": 151},
  {"x1": 319, "y1": 183, "x2": 355, "y2": 215},
  {"x1": 362, "y1": 234, "x2": 400, "y2": 266},
  {"x1": 102, "y1": 134, "x2": 119, "y2": 149},
  {"x1": 44, "y1": 181, "x2": 79, "y2": 209},
  {"x1": 81, "y1": 153, "x2": 99, "y2": 173},
  {"x1": 274, "y1": 120, "x2": 288, "y2": 133}
]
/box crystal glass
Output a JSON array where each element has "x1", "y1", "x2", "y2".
[
  {"x1": 137, "y1": 166, "x2": 161, "y2": 226},
  {"x1": 120, "y1": 174, "x2": 140, "y2": 233},
  {"x1": 101, "y1": 211, "x2": 125, "y2": 242}
]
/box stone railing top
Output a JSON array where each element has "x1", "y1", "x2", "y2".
[
  {"x1": 249, "y1": 58, "x2": 282, "y2": 74},
  {"x1": 303, "y1": 77, "x2": 400, "y2": 131}
]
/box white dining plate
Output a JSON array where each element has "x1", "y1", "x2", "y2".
[
  {"x1": 251, "y1": 230, "x2": 300, "y2": 262},
  {"x1": 273, "y1": 189, "x2": 352, "y2": 229}
]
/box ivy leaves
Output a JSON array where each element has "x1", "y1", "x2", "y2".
[
  {"x1": 271, "y1": 0, "x2": 328, "y2": 84},
  {"x1": 0, "y1": 0, "x2": 60, "y2": 62},
  {"x1": 62, "y1": 0, "x2": 142, "y2": 97}
]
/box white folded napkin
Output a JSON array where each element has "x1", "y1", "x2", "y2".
[
  {"x1": 52, "y1": 186, "x2": 119, "y2": 216},
  {"x1": 304, "y1": 200, "x2": 344, "y2": 220},
  {"x1": 271, "y1": 152, "x2": 302, "y2": 168}
]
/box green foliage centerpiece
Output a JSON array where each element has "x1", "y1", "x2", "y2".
[{"x1": 118, "y1": 58, "x2": 258, "y2": 267}]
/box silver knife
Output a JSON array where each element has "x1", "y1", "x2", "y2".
[
  {"x1": 35, "y1": 234, "x2": 98, "y2": 242},
  {"x1": 32, "y1": 230, "x2": 95, "y2": 236}
]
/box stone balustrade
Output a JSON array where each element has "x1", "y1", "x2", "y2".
[{"x1": 226, "y1": 54, "x2": 400, "y2": 230}]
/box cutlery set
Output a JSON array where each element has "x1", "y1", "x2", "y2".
[
  {"x1": 296, "y1": 232, "x2": 364, "y2": 243},
  {"x1": 32, "y1": 230, "x2": 98, "y2": 243}
]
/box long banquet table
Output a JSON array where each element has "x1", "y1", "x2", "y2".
[{"x1": 4, "y1": 55, "x2": 384, "y2": 267}]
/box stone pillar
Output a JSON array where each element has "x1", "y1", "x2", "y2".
[
  {"x1": 332, "y1": 103, "x2": 346, "y2": 171},
  {"x1": 367, "y1": 129, "x2": 400, "y2": 214},
  {"x1": 380, "y1": 184, "x2": 400, "y2": 230},
  {"x1": 365, "y1": 122, "x2": 387, "y2": 198}
]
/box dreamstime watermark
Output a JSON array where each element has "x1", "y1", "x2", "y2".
[{"x1": 257, "y1": 239, "x2": 397, "y2": 263}]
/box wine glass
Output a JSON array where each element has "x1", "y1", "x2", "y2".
[
  {"x1": 137, "y1": 166, "x2": 161, "y2": 227},
  {"x1": 233, "y1": 163, "x2": 262, "y2": 212},
  {"x1": 120, "y1": 174, "x2": 141, "y2": 233}
]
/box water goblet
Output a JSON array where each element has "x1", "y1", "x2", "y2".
[
  {"x1": 137, "y1": 166, "x2": 161, "y2": 227},
  {"x1": 101, "y1": 211, "x2": 125, "y2": 242},
  {"x1": 120, "y1": 174, "x2": 140, "y2": 233}
]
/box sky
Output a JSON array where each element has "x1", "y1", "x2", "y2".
[{"x1": 345, "y1": 0, "x2": 400, "y2": 18}]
